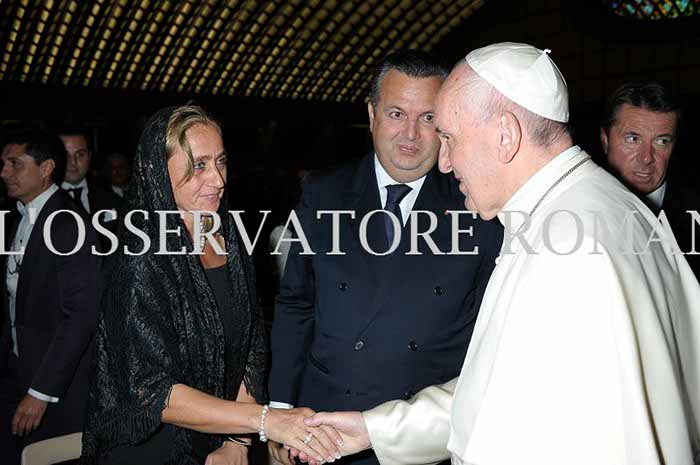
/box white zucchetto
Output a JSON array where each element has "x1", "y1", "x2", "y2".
[{"x1": 466, "y1": 42, "x2": 569, "y2": 123}]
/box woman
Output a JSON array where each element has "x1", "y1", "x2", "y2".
[{"x1": 81, "y1": 105, "x2": 340, "y2": 464}]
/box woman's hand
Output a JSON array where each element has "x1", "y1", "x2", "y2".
[
  {"x1": 205, "y1": 441, "x2": 248, "y2": 465},
  {"x1": 264, "y1": 407, "x2": 343, "y2": 463}
]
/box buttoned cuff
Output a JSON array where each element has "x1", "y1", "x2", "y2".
[
  {"x1": 28, "y1": 388, "x2": 59, "y2": 403},
  {"x1": 269, "y1": 401, "x2": 294, "y2": 409}
]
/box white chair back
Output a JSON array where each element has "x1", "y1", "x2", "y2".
[{"x1": 21, "y1": 432, "x2": 82, "y2": 465}]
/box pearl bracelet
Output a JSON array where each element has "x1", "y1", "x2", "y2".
[{"x1": 259, "y1": 405, "x2": 270, "y2": 443}]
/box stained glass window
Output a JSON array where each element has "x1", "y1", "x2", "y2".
[{"x1": 605, "y1": 0, "x2": 699, "y2": 19}]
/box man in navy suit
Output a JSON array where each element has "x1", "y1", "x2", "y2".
[{"x1": 268, "y1": 50, "x2": 503, "y2": 465}]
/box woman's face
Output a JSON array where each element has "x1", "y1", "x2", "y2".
[{"x1": 168, "y1": 123, "x2": 227, "y2": 214}]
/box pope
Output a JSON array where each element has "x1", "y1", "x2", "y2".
[{"x1": 299, "y1": 42, "x2": 700, "y2": 465}]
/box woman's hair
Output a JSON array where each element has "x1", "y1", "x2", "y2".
[{"x1": 165, "y1": 103, "x2": 221, "y2": 186}]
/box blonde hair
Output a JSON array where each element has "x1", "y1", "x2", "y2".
[
  {"x1": 166, "y1": 103, "x2": 222, "y2": 235},
  {"x1": 165, "y1": 103, "x2": 221, "y2": 185}
]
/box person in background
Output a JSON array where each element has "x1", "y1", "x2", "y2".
[
  {"x1": 59, "y1": 127, "x2": 122, "y2": 218},
  {"x1": 0, "y1": 128, "x2": 100, "y2": 465},
  {"x1": 600, "y1": 79, "x2": 700, "y2": 277},
  {"x1": 101, "y1": 151, "x2": 130, "y2": 199}
]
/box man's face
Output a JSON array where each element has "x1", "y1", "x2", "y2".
[
  {"x1": 436, "y1": 67, "x2": 501, "y2": 219},
  {"x1": 60, "y1": 134, "x2": 91, "y2": 184},
  {"x1": 109, "y1": 157, "x2": 130, "y2": 187},
  {"x1": 1, "y1": 144, "x2": 52, "y2": 205},
  {"x1": 368, "y1": 70, "x2": 443, "y2": 183},
  {"x1": 602, "y1": 104, "x2": 677, "y2": 195}
]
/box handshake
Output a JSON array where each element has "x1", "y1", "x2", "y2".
[{"x1": 265, "y1": 408, "x2": 371, "y2": 464}]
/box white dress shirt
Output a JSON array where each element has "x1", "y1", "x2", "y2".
[
  {"x1": 111, "y1": 185, "x2": 125, "y2": 198},
  {"x1": 270, "y1": 155, "x2": 428, "y2": 411},
  {"x1": 373, "y1": 155, "x2": 426, "y2": 225},
  {"x1": 646, "y1": 181, "x2": 667, "y2": 209},
  {"x1": 6, "y1": 184, "x2": 60, "y2": 403},
  {"x1": 62, "y1": 178, "x2": 90, "y2": 213}
]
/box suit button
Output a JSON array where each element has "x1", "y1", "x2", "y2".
[
  {"x1": 339, "y1": 282, "x2": 348, "y2": 292},
  {"x1": 354, "y1": 340, "x2": 364, "y2": 351},
  {"x1": 345, "y1": 389, "x2": 351, "y2": 397},
  {"x1": 405, "y1": 390, "x2": 415, "y2": 400},
  {"x1": 408, "y1": 341, "x2": 418, "y2": 351},
  {"x1": 434, "y1": 286, "x2": 444, "y2": 295}
]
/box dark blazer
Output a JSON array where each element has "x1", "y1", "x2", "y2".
[
  {"x1": 87, "y1": 183, "x2": 122, "y2": 216},
  {"x1": 269, "y1": 154, "x2": 502, "y2": 462},
  {"x1": 659, "y1": 181, "x2": 700, "y2": 278},
  {"x1": 68, "y1": 182, "x2": 121, "y2": 252},
  {"x1": 0, "y1": 188, "x2": 100, "y2": 442}
]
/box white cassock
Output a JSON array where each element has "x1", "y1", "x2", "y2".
[{"x1": 364, "y1": 146, "x2": 700, "y2": 465}]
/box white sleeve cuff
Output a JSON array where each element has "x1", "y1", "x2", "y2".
[
  {"x1": 28, "y1": 389, "x2": 59, "y2": 403},
  {"x1": 269, "y1": 401, "x2": 294, "y2": 409}
]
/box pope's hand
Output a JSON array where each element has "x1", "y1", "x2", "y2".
[{"x1": 293, "y1": 411, "x2": 370, "y2": 463}]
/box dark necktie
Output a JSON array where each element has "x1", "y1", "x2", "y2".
[
  {"x1": 384, "y1": 184, "x2": 412, "y2": 247},
  {"x1": 67, "y1": 187, "x2": 85, "y2": 211}
]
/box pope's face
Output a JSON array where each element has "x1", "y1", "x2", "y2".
[
  {"x1": 602, "y1": 104, "x2": 677, "y2": 195},
  {"x1": 368, "y1": 70, "x2": 443, "y2": 183},
  {"x1": 436, "y1": 66, "x2": 501, "y2": 220}
]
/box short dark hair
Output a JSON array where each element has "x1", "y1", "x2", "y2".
[
  {"x1": 57, "y1": 124, "x2": 93, "y2": 152},
  {"x1": 601, "y1": 79, "x2": 681, "y2": 132},
  {"x1": 369, "y1": 49, "x2": 448, "y2": 108},
  {"x1": 2, "y1": 128, "x2": 67, "y2": 184}
]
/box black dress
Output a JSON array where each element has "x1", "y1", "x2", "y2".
[{"x1": 103, "y1": 264, "x2": 236, "y2": 465}]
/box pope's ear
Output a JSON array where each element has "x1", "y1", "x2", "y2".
[
  {"x1": 496, "y1": 111, "x2": 521, "y2": 164},
  {"x1": 600, "y1": 128, "x2": 609, "y2": 155}
]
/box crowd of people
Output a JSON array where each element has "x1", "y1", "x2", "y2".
[{"x1": 0, "y1": 42, "x2": 699, "y2": 465}]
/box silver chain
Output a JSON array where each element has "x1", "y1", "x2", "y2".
[{"x1": 528, "y1": 156, "x2": 591, "y2": 218}]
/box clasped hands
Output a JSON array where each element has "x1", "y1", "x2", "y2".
[{"x1": 267, "y1": 408, "x2": 371, "y2": 465}]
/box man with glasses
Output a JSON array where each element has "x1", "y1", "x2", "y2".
[{"x1": 0, "y1": 129, "x2": 100, "y2": 464}]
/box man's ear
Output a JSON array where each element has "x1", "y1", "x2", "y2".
[
  {"x1": 497, "y1": 111, "x2": 521, "y2": 164},
  {"x1": 40, "y1": 158, "x2": 55, "y2": 181},
  {"x1": 600, "y1": 128, "x2": 609, "y2": 155},
  {"x1": 367, "y1": 102, "x2": 376, "y2": 133}
]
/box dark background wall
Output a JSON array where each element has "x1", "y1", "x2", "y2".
[
  {"x1": 2, "y1": 0, "x2": 698, "y2": 177},
  {"x1": 435, "y1": 0, "x2": 700, "y2": 183}
]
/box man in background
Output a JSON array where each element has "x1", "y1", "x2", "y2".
[
  {"x1": 59, "y1": 127, "x2": 121, "y2": 216},
  {"x1": 601, "y1": 80, "x2": 700, "y2": 277},
  {"x1": 0, "y1": 129, "x2": 100, "y2": 464}
]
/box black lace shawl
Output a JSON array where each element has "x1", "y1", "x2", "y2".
[{"x1": 81, "y1": 107, "x2": 267, "y2": 464}]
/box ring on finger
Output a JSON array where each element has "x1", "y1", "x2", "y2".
[{"x1": 303, "y1": 433, "x2": 313, "y2": 444}]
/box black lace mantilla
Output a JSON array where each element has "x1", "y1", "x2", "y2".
[{"x1": 81, "y1": 107, "x2": 267, "y2": 464}]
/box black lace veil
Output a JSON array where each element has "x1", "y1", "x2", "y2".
[{"x1": 81, "y1": 107, "x2": 267, "y2": 464}]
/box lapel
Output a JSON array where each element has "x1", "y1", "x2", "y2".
[
  {"x1": 351, "y1": 165, "x2": 453, "y2": 338},
  {"x1": 344, "y1": 154, "x2": 388, "y2": 271},
  {"x1": 1, "y1": 211, "x2": 20, "y2": 323},
  {"x1": 15, "y1": 189, "x2": 61, "y2": 324}
]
